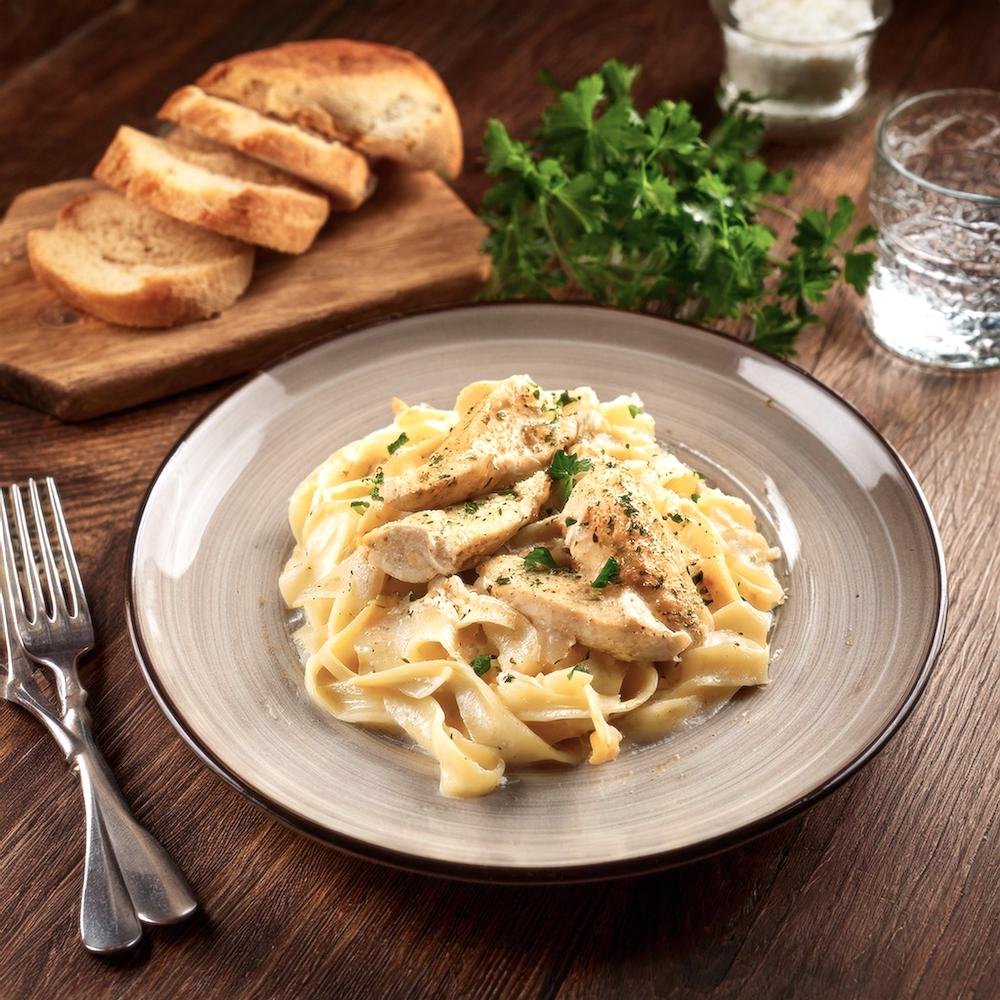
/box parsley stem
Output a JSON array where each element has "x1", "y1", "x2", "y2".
[
  {"x1": 759, "y1": 199, "x2": 800, "y2": 223},
  {"x1": 538, "y1": 197, "x2": 589, "y2": 296}
]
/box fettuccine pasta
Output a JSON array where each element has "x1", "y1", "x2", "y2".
[{"x1": 280, "y1": 376, "x2": 784, "y2": 797}]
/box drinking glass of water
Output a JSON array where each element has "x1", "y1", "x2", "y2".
[{"x1": 866, "y1": 89, "x2": 1000, "y2": 370}]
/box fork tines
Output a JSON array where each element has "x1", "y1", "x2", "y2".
[{"x1": 0, "y1": 478, "x2": 90, "y2": 630}]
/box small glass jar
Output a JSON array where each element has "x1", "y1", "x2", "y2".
[{"x1": 710, "y1": 0, "x2": 891, "y2": 135}]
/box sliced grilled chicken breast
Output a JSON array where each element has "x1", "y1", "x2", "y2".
[
  {"x1": 563, "y1": 463, "x2": 711, "y2": 642},
  {"x1": 363, "y1": 472, "x2": 551, "y2": 583},
  {"x1": 381, "y1": 375, "x2": 592, "y2": 511},
  {"x1": 477, "y1": 554, "x2": 694, "y2": 662}
]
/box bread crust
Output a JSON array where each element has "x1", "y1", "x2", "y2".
[
  {"x1": 27, "y1": 192, "x2": 254, "y2": 328},
  {"x1": 158, "y1": 86, "x2": 376, "y2": 210},
  {"x1": 197, "y1": 39, "x2": 463, "y2": 178},
  {"x1": 94, "y1": 126, "x2": 330, "y2": 254}
]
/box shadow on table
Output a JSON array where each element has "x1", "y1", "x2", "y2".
[{"x1": 310, "y1": 810, "x2": 815, "y2": 997}]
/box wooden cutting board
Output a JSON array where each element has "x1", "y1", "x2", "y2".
[{"x1": 0, "y1": 168, "x2": 490, "y2": 421}]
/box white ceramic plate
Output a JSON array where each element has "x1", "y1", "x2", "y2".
[{"x1": 127, "y1": 304, "x2": 946, "y2": 881}]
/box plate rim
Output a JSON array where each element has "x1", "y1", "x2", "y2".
[{"x1": 125, "y1": 301, "x2": 948, "y2": 883}]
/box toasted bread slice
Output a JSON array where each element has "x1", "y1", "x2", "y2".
[
  {"x1": 158, "y1": 86, "x2": 375, "y2": 210},
  {"x1": 197, "y1": 39, "x2": 463, "y2": 178},
  {"x1": 93, "y1": 125, "x2": 330, "y2": 253},
  {"x1": 27, "y1": 189, "x2": 254, "y2": 327}
]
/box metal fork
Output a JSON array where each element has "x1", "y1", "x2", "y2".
[{"x1": 0, "y1": 478, "x2": 197, "y2": 954}]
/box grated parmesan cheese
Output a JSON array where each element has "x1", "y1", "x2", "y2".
[
  {"x1": 731, "y1": 0, "x2": 876, "y2": 43},
  {"x1": 718, "y1": 0, "x2": 883, "y2": 128}
]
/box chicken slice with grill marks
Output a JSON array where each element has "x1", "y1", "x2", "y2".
[
  {"x1": 363, "y1": 471, "x2": 551, "y2": 583},
  {"x1": 563, "y1": 463, "x2": 711, "y2": 643},
  {"x1": 381, "y1": 375, "x2": 596, "y2": 511},
  {"x1": 476, "y1": 553, "x2": 694, "y2": 662}
]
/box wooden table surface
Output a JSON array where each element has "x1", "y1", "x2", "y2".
[{"x1": 1, "y1": 2, "x2": 998, "y2": 998}]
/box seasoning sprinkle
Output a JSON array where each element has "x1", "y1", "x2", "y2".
[{"x1": 387, "y1": 432, "x2": 408, "y2": 455}]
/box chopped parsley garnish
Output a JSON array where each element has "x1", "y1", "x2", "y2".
[
  {"x1": 429, "y1": 453, "x2": 443, "y2": 465},
  {"x1": 548, "y1": 449, "x2": 592, "y2": 501},
  {"x1": 350, "y1": 500, "x2": 369, "y2": 514},
  {"x1": 591, "y1": 557, "x2": 620, "y2": 589},
  {"x1": 668, "y1": 512, "x2": 684, "y2": 524},
  {"x1": 628, "y1": 403, "x2": 642, "y2": 418},
  {"x1": 618, "y1": 493, "x2": 639, "y2": 517},
  {"x1": 496, "y1": 576, "x2": 511, "y2": 586},
  {"x1": 367, "y1": 468, "x2": 385, "y2": 501},
  {"x1": 691, "y1": 570, "x2": 704, "y2": 585},
  {"x1": 524, "y1": 546, "x2": 561, "y2": 571},
  {"x1": 470, "y1": 654, "x2": 494, "y2": 676},
  {"x1": 464, "y1": 500, "x2": 480, "y2": 515},
  {"x1": 387, "y1": 432, "x2": 408, "y2": 455},
  {"x1": 690, "y1": 493, "x2": 701, "y2": 503},
  {"x1": 567, "y1": 663, "x2": 592, "y2": 679},
  {"x1": 565, "y1": 517, "x2": 577, "y2": 527},
  {"x1": 555, "y1": 390, "x2": 577, "y2": 407},
  {"x1": 499, "y1": 486, "x2": 518, "y2": 497}
]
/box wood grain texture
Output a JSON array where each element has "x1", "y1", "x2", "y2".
[
  {"x1": 0, "y1": 1, "x2": 997, "y2": 998},
  {"x1": 0, "y1": 169, "x2": 488, "y2": 419},
  {"x1": 0, "y1": 0, "x2": 119, "y2": 83}
]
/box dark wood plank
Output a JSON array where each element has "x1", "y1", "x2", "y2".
[
  {"x1": 0, "y1": 0, "x2": 118, "y2": 83},
  {"x1": 1, "y1": 1, "x2": 997, "y2": 998}
]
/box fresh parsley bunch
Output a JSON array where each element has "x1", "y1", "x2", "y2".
[{"x1": 479, "y1": 60, "x2": 877, "y2": 357}]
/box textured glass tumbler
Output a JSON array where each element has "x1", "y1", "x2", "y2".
[{"x1": 866, "y1": 89, "x2": 1000, "y2": 370}]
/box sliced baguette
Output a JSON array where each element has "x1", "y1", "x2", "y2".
[
  {"x1": 197, "y1": 39, "x2": 463, "y2": 178},
  {"x1": 27, "y1": 189, "x2": 254, "y2": 328},
  {"x1": 93, "y1": 125, "x2": 330, "y2": 253},
  {"x1": 157, "y1": 86, "x2": 375, "y2": 210}
]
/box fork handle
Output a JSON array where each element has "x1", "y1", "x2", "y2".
[
  {"x1": 76, "y1": 761, "x2": 145, "y2": 953},
  {"x1": 66, "y1": 706, "x2": 199, "y2": 927},
  {"x1": 6, "y1": 676, "x2": 143, "y2": 953}
]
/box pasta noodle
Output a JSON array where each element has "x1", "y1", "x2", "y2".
[{"x1": 280, "y1": 377, "x2": 785, "y2": 797}]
